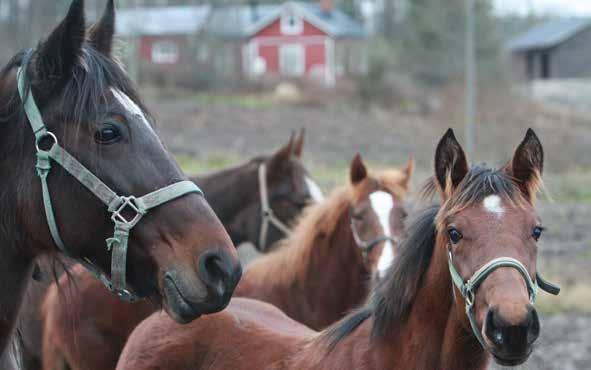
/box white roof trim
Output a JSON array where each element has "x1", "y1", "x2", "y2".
[{"x1": 246, "y1": 2, "x2": 333, "y2": 37}]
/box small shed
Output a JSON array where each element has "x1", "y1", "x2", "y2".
[{"x1": 507, "y1": 18, "x2": 591, "y2": 81}]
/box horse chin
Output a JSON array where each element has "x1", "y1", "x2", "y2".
[
  {"x1": 490, "y1": 349, "x2": 532, "y2": 367},
  {"x1": 162, "y1": 275, "x2": 204, "y2": 324}
]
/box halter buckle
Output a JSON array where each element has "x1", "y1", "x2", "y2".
[{"x1": 111, "y1": 196, "x2": 144, "y2": 228}]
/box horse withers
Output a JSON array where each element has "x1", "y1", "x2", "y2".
[
  {"x1": 117, "y1": 129, "x2": 559, "y2": 370},
  {"x1": 0, "y1": 0, "x2": 240, "y2": 356},
  {"x1": 39, "y1": 133, "x2": 320, "y2": 370}
]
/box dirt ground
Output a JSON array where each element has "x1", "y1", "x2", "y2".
[{"x1": 145, "y1": 89, "x2": 591, "y2": 370}]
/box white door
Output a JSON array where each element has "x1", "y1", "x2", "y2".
[{"x1": 279, "y1": 44, "x2": 305, "y2": 77}]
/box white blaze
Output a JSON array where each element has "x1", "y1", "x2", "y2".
[
  {"x1": 305, "y1": 177, "x2": 324, "y2": 202},
  {"x1": 369, "y1": 191, "x2": 395, "y2": 278},
  {"x1": 110, "y1": 88, "x2": 155, "y2": 134},
  {"x1": 483, "y1": 195, "x2": 504, "y2": 218}
]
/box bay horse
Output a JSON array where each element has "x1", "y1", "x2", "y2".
[
  {"x1": 233, "y1": 154, "x2": 413, "y2": 330},
  {"x1": 0, "y1": 0, "x2": 241, "y2": 358},
  {"x1": 117, "y1": 129, "x2": 560, "y2": 370},
  {"x1": 38, "y1": 133, "x2": 321, "y2": 370}
]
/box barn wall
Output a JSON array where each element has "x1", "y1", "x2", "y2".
[
  {"x1": 138, "y1": 35, "x2": 191, "y2": 64},
  {"x1": 257, "y1": 17, "x2": 326, "y2": 37},
  {"x1": 552, "y1": 27, "x2": 591, "y2": 78}
]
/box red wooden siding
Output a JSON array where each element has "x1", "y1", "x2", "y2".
[{"x1": 257, "y1": 17, "x2": 326, "y2": 38}]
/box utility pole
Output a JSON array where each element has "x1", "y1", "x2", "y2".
[{"x1": 464, "y1": 0, "x2": 476, "y2": 158}]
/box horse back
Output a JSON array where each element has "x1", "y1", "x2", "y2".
[{"x1": 118, "y1": 298, "x2": 316, "y2": 370}]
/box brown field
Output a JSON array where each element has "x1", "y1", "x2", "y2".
[{"x1": 144, "y1": 85, "x2": 591, "y2": 370}]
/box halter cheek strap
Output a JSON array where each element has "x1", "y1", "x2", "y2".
[
  {"x1": 17, "y1": 52, "x2": 203, "y2": 302},
  {"x1": 258, "y1": 163, "x2": 292, "y2": 251},
  {"x1": 447, "y1": 250, "x2": 560, "y2": 349}
]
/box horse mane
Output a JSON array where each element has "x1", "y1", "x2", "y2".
[
  {"x1": 0, "y1": 44, "x2": 149, "y2": 134},
  {"x1": 322, "y1": 164, "x2": 536, "y2": 348},
  {"x1": 246, "y1": 169, "x2": 410, "y2": 284},
  {"x1": 245, "y1": 184, "x2": 351, "y2": 283}
]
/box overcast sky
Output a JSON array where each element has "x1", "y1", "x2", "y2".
[{"x1": 494, "y1": 0, "x2": 591, "y2": 15}]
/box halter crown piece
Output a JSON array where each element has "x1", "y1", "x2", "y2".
[
  {"x1": 447, "y1": 249, "x2": 560, "y2": 349},
  {"x1": 17, "y1": 50, "x2": 203, "y2": 302}
]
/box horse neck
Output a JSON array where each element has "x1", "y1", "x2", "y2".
[
  {"x1": 312, "y1": 236, "x2": 489, "y2": 370},
  {"x1": 191, "y1": 161, "x2": 259, "y2": 244},
  {"x1": 0, "y1": 233, "x2": 34, "y2": 356},
  {"x1": 275, "y1": 205, "x2": 369, "y2": 330}
]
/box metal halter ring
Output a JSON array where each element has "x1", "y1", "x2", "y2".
[
  {"x1": 111, "y1": 196, "x2": 145, "y2": 227},
  {"x1": 35, "y1": 131, "x2": 58, "y2": 152}
]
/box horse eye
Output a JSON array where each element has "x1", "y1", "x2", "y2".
[
  {"x1": 352, "y1": 211, "x2": 363, "y2": 221},
  {"x1": 447, "y1": 228, "x2": 463, "y2": 244},
  {"x1": 95, "y1": 124, "x2": 121, "y2": 144},
  {"x1": 532, "y1": 226, "x2": 544, "y2": 241}
]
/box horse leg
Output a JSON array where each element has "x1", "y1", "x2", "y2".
[{"x1": 0, "y1": 243, "x2": 33, "y2": 356}]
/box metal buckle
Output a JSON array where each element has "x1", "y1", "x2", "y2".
[
  {"x1": 111, "y1": 196, "x2": 144, "y2": 227},
  {"x1": 35, "y1": 131, "x2": 58, "y2": 152},
  {"x1": 465, "y1": 288, "x2": 475, "y2": 307}
]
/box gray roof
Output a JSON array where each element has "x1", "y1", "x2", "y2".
[
  {"x1": 207, "y1": 5, "x2": 280, "y2": 38},
  {"x1": 209, "y1": 2, "x2": 365, "y2": 38},
  {"x1": 117, "y1": 6, "x2": 211, "y2": 36},
  {"x1": 507, "y1": 18, "x2": 591, "y2": 51}
]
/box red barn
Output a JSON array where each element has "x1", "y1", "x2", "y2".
[
  {"x1": 116, "y1": 2, "x2": 366, "y2": 87},
  {"x1": 209, "y1": 1, "x2": 367, "y2": 86}
]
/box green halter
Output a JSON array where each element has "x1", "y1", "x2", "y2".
[
  {"x1": 17, "y1": 50, "x2": 203, "y2": 302},
  {"x1": 447, "y1": 249, "x2": 560, "y2": 349}
]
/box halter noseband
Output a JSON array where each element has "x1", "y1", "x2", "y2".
[
  {"x1": 350, "y1": 220, "x2": 398, "y2": 259},
  {"x1": 17, "y1": 50, "x2": 203, "y2": 302},
  {"x1": 257, "y1": 163, "x2": 292, "y2": 250},
  {"x1": 447, "y1": 249, "x2": 560, "y2": 349}
]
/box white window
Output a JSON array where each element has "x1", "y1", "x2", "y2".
[
  {"x1": 280, "y1": 44, "x2": 305, "y2": 77},
  {"x1": 280, "y1": 13, "x2": 303, "y2": 35},
  {"x1": 151, "y1": 40, "x2": 179, "y2": 64}
]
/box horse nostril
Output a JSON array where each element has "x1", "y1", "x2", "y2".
[
  {"x1": 197, "y1": 250, "x2": 241, "y2": 299},
  {"x1": 485, "y1": 308, "x2": 504, "y2": 347},
  {"x1": 527, "y1": 306, "x2": 541, "y2": 345}
]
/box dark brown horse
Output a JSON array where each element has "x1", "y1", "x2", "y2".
[
  {"x1": 117, "y1": 129, "x2": 560, "y2": 370},
  {"x1": 192, "y1": 129, "x2": 322, "y2": 252},
  {"x1": 0, "y1": 0, "x2": 240, "y2": 360},
  {"x1": 233, "y1": 154, "x2": 413, "y2": 330},
  {"x1": 38, "y1": 134, "x2": 319, "y2": 370}
]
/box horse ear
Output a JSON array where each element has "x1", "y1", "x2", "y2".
[
  {"x1": 400, "y1": 155, "x2": 415, "y2": 189},
  {"x1": 293, "y1": 128, "x2": 305, "y2": 158},
  {"x1": 350, "y1": 153, "x2": 368, "y2": 185},
  {"x1": 269, "y1": 133, "x2": 295, "y2": 170},
  {"x1": 434, "y1": 129, "x2": 469, "y2": 198},
  {"x1": 89, "y1": 0, "x2": 115, "y2": 56},
  {"x1": 508, "y1": 128, "x2": 544, "y2": 202},
  {"x1": 32, "y1": 0, "x2": 85, "y2": 96}
]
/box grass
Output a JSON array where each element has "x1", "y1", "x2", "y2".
[
  {"x1": 196, "y1": 93, "x2": 276, "y2": 109},
  {"x1": 537, "y1": 280, "x2": 591, "y2": 315},
  {"x1": 175, "y1": 153, "x2": 591, "y2": 204}
]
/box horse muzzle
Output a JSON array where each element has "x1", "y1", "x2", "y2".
[
  {"x1": 162, "y1": 249, "x2": 242, "y2": 323},
  {"x1": 483, "y1": 305, "x2": 540, "y2": 366}
]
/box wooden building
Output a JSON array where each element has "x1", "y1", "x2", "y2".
[{"x1": 507, "y1": 18, "x2": 591, "y2": 81}]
